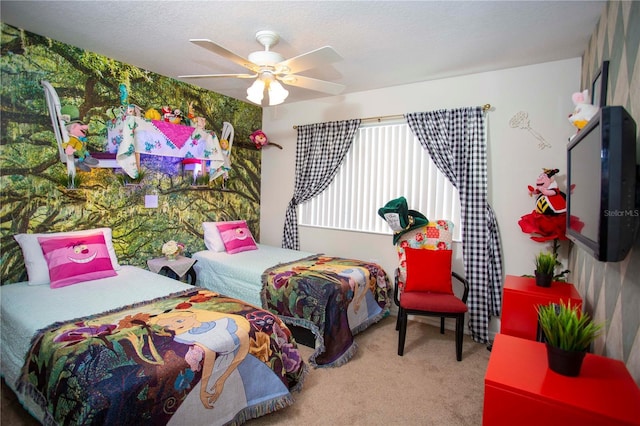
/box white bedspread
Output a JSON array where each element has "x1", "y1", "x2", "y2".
[
  {"x1": 0, "y1": 266, "x2": 190, "y2": 391},
  {"x1": 193, "y1": 244, "x2": 316, "y2": 307}
]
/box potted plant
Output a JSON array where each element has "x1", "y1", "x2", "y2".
[
  {"x1": 537, "y1": 301, "x2": 603, "y2": 376},
  {"x1": 534, "y1": 250, "x2": 556, "y2": 287}
]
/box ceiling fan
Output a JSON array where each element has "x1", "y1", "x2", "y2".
[{"x1": 178, "y1": 30, "x2": 345, "y2": 106}]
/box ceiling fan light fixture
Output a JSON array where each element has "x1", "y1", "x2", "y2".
[
  {"x1": 268, "y1": 80, "x2": 289, "y2": 106},
  {"x1": 246, "y1": 79, "x2": 265, "y2": 105}
]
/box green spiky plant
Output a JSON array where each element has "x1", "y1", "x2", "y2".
[
  {"x1": 537, "y1": 301, "x2": 603, "y2": 352},
  {"x1": 534, "y1": 251, "x2": 557, "y2": 275}
]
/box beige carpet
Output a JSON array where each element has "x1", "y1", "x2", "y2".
[
  {"x1": 1, "y1": 316, "x2": 490, "y2": 425},
  {"x1": 251, "y1": 316, "x2": 490, "y2": 425}
]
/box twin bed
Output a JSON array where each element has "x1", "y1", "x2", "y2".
[
  {"x1": 2, "y1": 223, "x2": 391, "y2": 425},
  {"x1": 1, "y1": 228, "x2": 307, "y2": 425},
  {"x1": 192, "y1": 222, "x2": 391, "y2": 367}
]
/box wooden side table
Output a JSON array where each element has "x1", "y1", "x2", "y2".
[
  {"x1": 483, "y1": 334, "x2": 640, "y2": 425},
  {"x1": 147, "y1": 256, "x2": 197, "y2": 285},
  {"x1": 501, "y1": 274, "x2": 582, "y2": 341}
]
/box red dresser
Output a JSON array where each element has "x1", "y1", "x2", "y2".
[
  {"x1": 501, "y1": 274, "x2": 582, "y2": 341},
  {"x1": 484, "y1": 334, "x2": 640, "y2": 425}
]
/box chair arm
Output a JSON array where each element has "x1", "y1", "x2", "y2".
[
  {"x1": 393, "y1": 268, "x2": 402, "y2": 307},
  {"x1": 452, "y1": 271, "x2": 470, "y2": 303}
]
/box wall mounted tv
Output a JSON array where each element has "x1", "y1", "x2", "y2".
[{"x1": 566, "y1": 105, "x2": 638, "y2": 262}]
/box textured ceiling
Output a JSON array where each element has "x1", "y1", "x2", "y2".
[{"x1": 1, "y1": 1, "x2": 605, "y2": 106}]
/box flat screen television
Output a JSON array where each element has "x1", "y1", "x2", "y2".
[{"x1": 566, "y1": 105, "x2": 638, "y2": 262}]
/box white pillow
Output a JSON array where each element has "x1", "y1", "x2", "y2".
[
  {"x1": 14, "y1": 227, "x2": 121, "y2": 285},
  {"x1": 203, "y1": 221, "x2": 246, "y2": 252}
]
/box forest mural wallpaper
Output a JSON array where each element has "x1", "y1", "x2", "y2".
[{"x1": 0, "y1": 23, "x2": 263, "y2": 284}]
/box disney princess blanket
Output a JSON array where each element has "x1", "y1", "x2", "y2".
[
  {"x1": 261, "y1": 255, "x2": 391, "y2": 367},
  {"x1": 16, "y1": 288, "x2": 307, "y2": 426}
]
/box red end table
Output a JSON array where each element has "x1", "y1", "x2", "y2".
[
  {"x1": 501, "y1": 274, "x2": 582, "y2": 341},
  {"x1": 484, "y1": 334, "x2": 640, "y2": 425}
]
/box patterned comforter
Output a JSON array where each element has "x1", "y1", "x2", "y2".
[
  {"x1": 17, "y1": 288, "x2": 307, "y2": 426},
  {"x1": 261, "y1": 255, "x2": 390, "y2": 367}
]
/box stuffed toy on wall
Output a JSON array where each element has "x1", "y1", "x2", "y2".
[
  {"x1": 527, "y1": 168, "x2": 567, "y2": 215},
  {"x1": 519, "y1": 168, "x2": 570, "y2": 242},
  {"x1": 568, "y1": 90, "x2": 598, "y2": 137},
  {"x1": 250, "y1": 130, "x2": 283, "y2": 149},
  {"x1": 60, "y1": 105, "x2": 98, "y2": 172}
]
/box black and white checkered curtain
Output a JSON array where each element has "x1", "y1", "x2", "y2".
[
  {"x1": 405, "y1": 107, "x2": 503, "y2": 344},
  {"x1": 282, "y1": 119, "x2": 361, "y2": 250}
]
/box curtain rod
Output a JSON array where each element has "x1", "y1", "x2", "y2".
[{"x1": 292, "y1": 104, "x2": 491, "y2": 130}]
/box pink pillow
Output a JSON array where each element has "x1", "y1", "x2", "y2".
[
  {"x1": 37, "y1": 232, "x2": 117, "y2": 288},
  {"x1": 404, "y1": 248, "x2": 453, "y2": 294},
  {"x1": 215, "y1": 221, "x2": 258, "y2": 254}
]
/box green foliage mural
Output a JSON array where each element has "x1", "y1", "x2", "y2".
[{"x1": 0, "y1": 24, "x2": 262, "y2": 284}]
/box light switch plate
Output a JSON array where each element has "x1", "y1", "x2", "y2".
[{"x1": 144, "y1": 194, "x2": 158, "y2": 208}]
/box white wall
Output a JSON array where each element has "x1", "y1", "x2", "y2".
[{"x1": 259, "y1": 58, "x2": 582, "y2": 329}]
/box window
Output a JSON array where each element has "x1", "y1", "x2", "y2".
[{"x1": 299, "y1": 121, "x2": 461, "y2": 240}]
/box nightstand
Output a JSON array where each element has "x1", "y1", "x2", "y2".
[
  {"x1": 483, "y1": 334, "x2": 640, "y2": 425},
  {"x1": 501, "y1": 275, "x2": 582, "y2": 341},
  {"x1": 147, "y1": 256, "x2": 197, "y2": 285}
]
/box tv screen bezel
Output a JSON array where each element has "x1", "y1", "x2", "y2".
[{"x1": 566, "y1": 105, "x2": 638, "y2": 262}]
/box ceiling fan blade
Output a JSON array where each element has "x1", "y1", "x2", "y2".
[
  {"x1": 279, "y1": 75, "x2": 345, "y2": 95},
  {"x1": 178, "y1": 73, "x2": 257, "y2": 79},
  {"x1": 276, "y1": 46, "x2": 342, "y2": 74},
  {"x1": 189, "y1": 39, "x2": 259, "y2": 72}
]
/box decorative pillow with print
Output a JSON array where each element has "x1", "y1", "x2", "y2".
[
  {"x1": 216, "y1": 221, "x2": 258, "y2": 254},
  {"x1": 37, "y1": 232, "x2": 117, "y2": 288},
  {"x1": 14, "y1": 227, "x2": 121, "y2": 285},
  {"x1": 202, "y1": 220, "x2": 246, "y2": 252}
]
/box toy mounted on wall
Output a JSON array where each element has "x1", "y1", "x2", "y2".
[
  {"x1": 568, "y1": 90, "x2": 598, "y2": 139},
  {"x1": 250, "y1": 130, "x2": 282, "y2": 150},
  {"x1": 527, "y1": 168, "x2": 566, "y2": 215},
  {"x1": 518, "y1": 168, "x2": 572, "y2": 243},
  {"x1": 60, "y1": 105, "x2": 99, "y2": 172}
]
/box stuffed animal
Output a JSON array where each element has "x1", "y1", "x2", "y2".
[
  {"x1": 119, "y1": 83, "x2": 128, "y2": 106},
  {"x1": 568, "y1": 90, "x2": 598, "y2": 131},
  {"x1": 144, "y1": 108, "x2": 161, "y2": 121},
  {"x1": 171, "y1": 108, "x2": 183, "y2": 124},
  {"x1": 60, "y1": 105, "x2": 98, "y2": 172},
  {"x1": 186, "y1": 101, "x2": 196, "y2": 125},
  {"x1": 193, "y1": 116, "x2": 207, "y2": 130},
  {"x1": 161, "y1": 105, "x2": 174, "y2": 122},
  {"x1": 527, "y1": 168, "x2": 566, "y2": 215},
  {"x1": 64, "y1": 121, "x2": 99, "y2": 172},
  {"x1": 250, "y1": 130, "x2": 269, "y2": 149}
]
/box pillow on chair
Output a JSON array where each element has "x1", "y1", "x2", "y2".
[{"x1": 404, "y1": 248, "x2": 453, "y2": 294}]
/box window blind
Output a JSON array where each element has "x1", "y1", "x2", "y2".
[{"x1": 299, "y1": 122, "x2": 461, "y2": 240}]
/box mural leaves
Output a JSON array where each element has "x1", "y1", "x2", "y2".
[{"x1": 1, "y1": 23, "x2": 263, "y2": 283}]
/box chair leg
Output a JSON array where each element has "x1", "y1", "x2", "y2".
[
  {"x1": 455, "y1": 315, "x2": 463, "y2": 361},
  {"x1": 398, "y1": 309, "x2": 407, "y2": 356},
  {"x1": 395, "y1": 308, "x2": 401, "y2": 331},
  {"x1": 440, "y1": 317, "x2": 445, "y2": 334}
]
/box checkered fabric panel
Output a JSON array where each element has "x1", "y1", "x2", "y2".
[
  {"x1": 487, "y1": 204, "x2": 503, "y2": 317},
  {"x1": 282, "y1": 119, "x2": 361, "y2": 250},
  {"x1": 405, "y1": 107, "x2": 503, "y2": 344},
  {"x1": 396, "y1": 220, "x2": 454, "y2": 286}
]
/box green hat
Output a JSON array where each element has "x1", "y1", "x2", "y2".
[
  {"x1": 60, "y1": 105, "x2": 84, "y2": 124},
  {"x1": 378, "y1": 197, "x2": 428, "y2": 245}
]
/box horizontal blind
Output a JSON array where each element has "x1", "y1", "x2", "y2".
[{"x1": 299, "y1": 122, "x2": 461, "y2": 240}]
